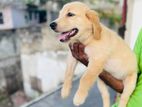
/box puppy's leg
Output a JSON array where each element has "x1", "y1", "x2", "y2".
[
  {"x1": 118, "y1": 72, "x2": 137, "y2": 107},
  {"x1": 61, "y1": 52, "x2": 78, "y2": 98},
  {"x1": 97, "y1": 78, "x2": 110, "y2": 107},
  {"x1": 73, "y1": 58, "x2": 106, "y2": 106}
]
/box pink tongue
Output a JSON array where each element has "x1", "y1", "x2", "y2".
[{"x1": 58, "y1": 32, "x2": 69, "y2": 41}]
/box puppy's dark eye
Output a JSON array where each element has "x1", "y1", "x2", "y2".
[{"x1": 67, "y1": 12, "x2": 75, "y2": 17}]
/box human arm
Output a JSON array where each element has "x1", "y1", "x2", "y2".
[{"x1": 69, "y1": 42, "x2": 124, "y2": 93}]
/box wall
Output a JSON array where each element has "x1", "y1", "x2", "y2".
[
  {"x1": 0, "y1": 6, "x2": 39, "y2": 30},
  {"x1": 12, "y1": 7, "x2": 28, "y2": 28},
  {"x1": 0, "y1": 7, "x2": 13, "y2": 30},
  {"x1": 0, "y1": 30, "x2": 22, "y2": 95},
  {"x1": 0, "y1": 31, "x2": 20, "y2": 59},
  {"x1": 0, "y1": 55, "x2": 22, "y2": 94},
  {"x1": 125, "y1": 0, "x2": 142, "y2": 48},
  {"x1": 21, "y1": 51, "x2": 85, "y2": 97},
  {"x1": 12, "y1": 7, "x2": 39, "y2": 28}
]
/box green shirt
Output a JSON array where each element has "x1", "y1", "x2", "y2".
[
  {"x1": 134, "y1": 29, "x2": 142, "y2": 74},
  {"x1": 113, "y1": 29, "x2": 142, "y2": 107}
]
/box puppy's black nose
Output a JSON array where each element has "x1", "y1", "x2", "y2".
[{"x1": 50, "y1": 22, "x2": 57, "y2": 30}]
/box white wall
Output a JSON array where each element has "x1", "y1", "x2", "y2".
[
  {"x1": 0, "y1": 7, "x2": 13, "y2": 30},
  {"x1": 125, "y1": 0, "x2": 142, "y2": 49},
  {"x1": 21, "y1": 51, "x2": 85, "y2": 98}
]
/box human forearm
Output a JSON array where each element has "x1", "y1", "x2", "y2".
[{"x1": 99, "y1": 71, "x2": 123, "y2": 93}]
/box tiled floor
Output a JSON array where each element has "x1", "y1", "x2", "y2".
[{"x1": 25, "y1": 79, "x2": 116, "y2": 107}]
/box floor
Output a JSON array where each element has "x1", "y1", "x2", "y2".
[{"x1": 24, "y1": 78, "x2": 116, "y2": 107}]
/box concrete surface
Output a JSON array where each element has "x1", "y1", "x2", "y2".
[{"x1": 24, "y1": 78, "x2": 116, "y2": 107}]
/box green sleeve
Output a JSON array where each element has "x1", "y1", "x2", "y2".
[
  {"x1": 127, "y1": 29, "x2": 142, "y2": 107},
  {"x1": 134, "y1": 28, "x2": 142, "y2": 74}
]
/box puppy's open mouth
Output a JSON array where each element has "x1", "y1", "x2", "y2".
[{"x1": 58, "y1": 28, "x2": 78, "y2": 42}]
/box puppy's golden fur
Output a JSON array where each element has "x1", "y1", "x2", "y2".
[{"x1": 52, "y1": 2, "x2": 137, "y2": 107}]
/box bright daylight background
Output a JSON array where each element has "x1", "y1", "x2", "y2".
[{"x1": 0, "y1": 0, "x2": 142, "y2": 107}]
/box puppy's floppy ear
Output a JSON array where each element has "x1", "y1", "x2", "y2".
[{"x1": 86, "y1": 10, "x2": 102, "y2": 40}]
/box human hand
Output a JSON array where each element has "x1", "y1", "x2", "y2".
[{"x1": 69, "y1": 42, "x2": 89, "y2": 66}]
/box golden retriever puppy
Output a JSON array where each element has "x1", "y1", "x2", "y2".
[{"x1": 50, "y1": 2, "x2": 137, "y2": 107}]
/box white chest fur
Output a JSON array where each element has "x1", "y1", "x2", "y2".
[
  {"x1": 104, "y1": 59, "x2": 128, "y2": 80},
  {"x1": 85, "y1": 46, "x2": 128, "y2": 80}
]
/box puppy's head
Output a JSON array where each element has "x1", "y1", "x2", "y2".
[{"x1": 50, "y1": 2, "x2": 102, "y2": 43}]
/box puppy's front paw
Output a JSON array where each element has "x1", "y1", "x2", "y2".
[
  {"x1": 73, "y1": 90, "x2": 88, "y2": 106},
  {"x1": 61, "y1": 87, "x2": 70, "y2": 99},
  {"x1": 61, "y1": 88, "x2": 70, "y2": 98}
]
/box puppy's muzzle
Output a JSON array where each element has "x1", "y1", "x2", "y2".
[{"x1": 50, "y1": 22, "x2": 57, "y2": 30}]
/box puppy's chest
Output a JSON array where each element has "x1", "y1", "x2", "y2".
[{"x1": 85, "y1": 45, "x2": 127, "y2": 80}]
